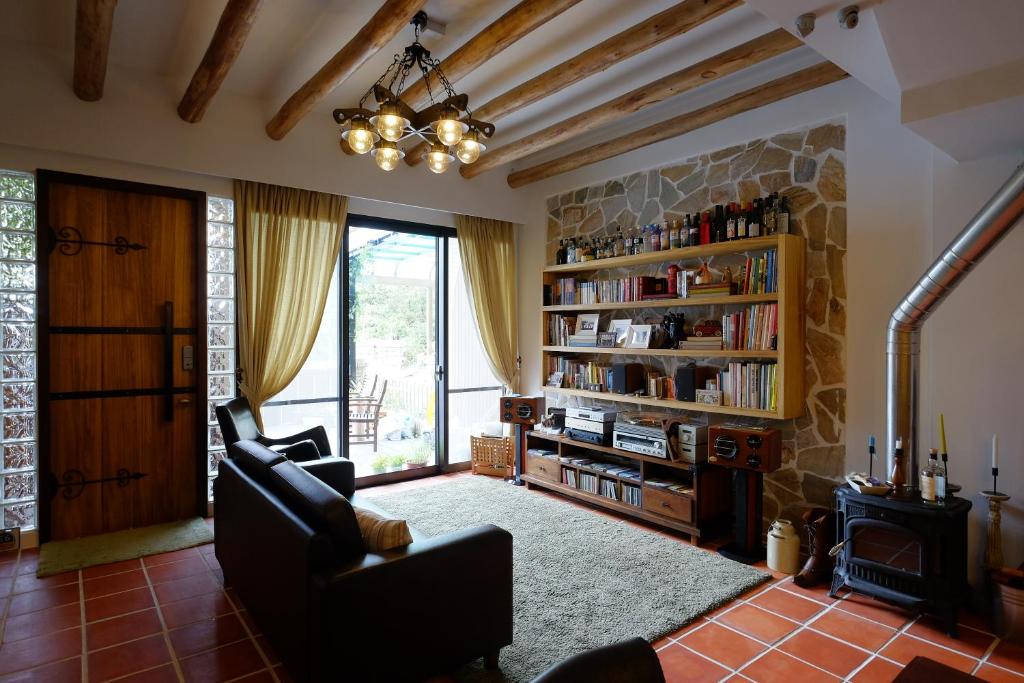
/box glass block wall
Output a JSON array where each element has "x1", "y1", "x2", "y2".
[
  {"x1": 206, "y1": 196, "x2": 236, "y2": 502},
  {"x1": 0, "y1": 171, "x2": 38, "y2": 530}
]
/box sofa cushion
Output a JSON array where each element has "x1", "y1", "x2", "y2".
[
  {"x1": 351, "y1": 506, "x2": 413, "y2": 552},
  {"x1": 230, "y1": 440, "x2": 286, "y2": 486},
  {"x1": 268, "y1": 460, "x2": 366, "y2": 561}
]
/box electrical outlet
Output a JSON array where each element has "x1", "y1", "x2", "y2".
[{"x1": 0, "y1": 526, "x2": 20, "y2": 553}]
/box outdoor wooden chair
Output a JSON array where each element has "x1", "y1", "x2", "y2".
[{"x1": 348, "y1": 379, "x2": 387, "y2": 453}]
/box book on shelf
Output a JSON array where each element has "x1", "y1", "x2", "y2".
[
  {"x1": 717, "y1": 361, "x2": 778, "y2": 411},
  {"x1": 678, "y1": 338, "x2": 723, "y2": 351},
  {"x1": 580, "y1": 472, "x2": 599, "y2": 494},
  {"x1": 552, "y1": 276, "x2": 670, "y2": 305},
  {"x1": 687, "y1": 282, "x2": 737, "y2": 298},
  {"x1": 547, "y1": 356, "x2": 612, "y2": 389},
  {"x1": 721, "y1": 303, "x2": 778, "y2": 351},
  {"x1": 548, "y1": 314, "x2": 578, "y2": 346},
  {"x1": 561, "y1": 468, "x2": 577, "y2": 488},
  {"x1": 739, "y1": 249, "x2": 778, "y2": 295},
  {"x1": 567, "y1": 334, "x2": 597, "y2": 347}
]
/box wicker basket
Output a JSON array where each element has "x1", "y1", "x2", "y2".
[{"x1": 470, "y1": 435, "x2": 513, "y2": 477}]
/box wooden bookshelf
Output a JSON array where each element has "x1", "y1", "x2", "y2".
[
  {"x1": 543, "y1": 346, "x2": 777, "y2": 359},
  {"x1": 523, "y1": 430, "x2": 730, "y2": 542},
  {"x1": 543, "y1": 235, "x2": 782, "y2": 274},
  {"x1": 542, "y1": 292, "x2": 777, "y2": 312},
  {"x1": 541, "y1": 233, "x2": 805, "y2": 420}
]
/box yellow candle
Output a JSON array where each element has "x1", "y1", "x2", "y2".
[{"x1": 939, "y1": 413, "x2": 948, "y2": 454}]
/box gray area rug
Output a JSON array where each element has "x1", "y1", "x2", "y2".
[{"x1": 373, "y1": 476, "x2": 768, "y2": 682}]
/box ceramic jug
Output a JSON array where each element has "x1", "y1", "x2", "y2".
[{"x1": 767, "y1": 519, "x2": 800, "y2": 574}]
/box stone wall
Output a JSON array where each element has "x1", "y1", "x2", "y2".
[{"x1": 544, "y1": 118, "x2": 848, "y2": 523}]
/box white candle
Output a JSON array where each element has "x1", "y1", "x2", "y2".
[{"x1": 992, "y1": 433, "x2": 998, "y2": 469}]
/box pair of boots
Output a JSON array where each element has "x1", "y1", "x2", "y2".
[{"x1": 794, "y1": 507, "x2": 835, "y2": 588}]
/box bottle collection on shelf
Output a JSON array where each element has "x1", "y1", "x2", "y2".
[
  {"x1": 554, "y1": 193, "x2": 790, "y2": 265},
  {"x1": 552, "y1": 250, "x2": 778, "y2": 306}
]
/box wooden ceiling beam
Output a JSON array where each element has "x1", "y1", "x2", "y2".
[
  {"x1": 265, "y1": 0, "x2": 427, "y2": 141},
  {"x1": 462, "y1": 28, "x2": 802, "y2": 179},
  {"x1": 177, "y1": 0, "x2": 263, "y2": 123},
  {"x1": 405, "y1": 0, "x2": 740, "y2": 166},
  {"x1": 506, "y1": 61, "x2": 848, "y2": 188},
  {"x1": 399, "y1": 0, "x2": 584, "y2": 112},
  {"x1": 73, "y1": 0, "x2": 118, "y2": 101}
]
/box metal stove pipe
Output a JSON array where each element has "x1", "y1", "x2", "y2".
[{"x1": 886, "y1": 161, "x2": 1024, "y2": 491}]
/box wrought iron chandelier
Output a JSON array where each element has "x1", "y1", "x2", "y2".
[{"x1": 333, "y1": 12, "x2": 494, "y2": 174}]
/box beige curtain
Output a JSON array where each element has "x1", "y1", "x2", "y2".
[
  {"x1": 455, "y1": 214, "x2": 519, "y2": 393},
  {"x1": 235, "y1": 180, "x2": 346, "y2": 428}
]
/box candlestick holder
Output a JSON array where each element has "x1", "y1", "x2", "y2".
[
  {"x1": 940, "y1": 452, "x2": 962, "y2": 496},
  {"x1": 981, "y1": 467, "x2": 1010, "y2": 570}
]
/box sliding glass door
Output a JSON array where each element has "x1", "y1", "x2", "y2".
[{"x1": 262, "y1": 215, "x2": 502, "y2": 486}]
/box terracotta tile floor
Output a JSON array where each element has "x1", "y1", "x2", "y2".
[{"x1": 1, "y1": 476, "x2": 1022, "y2": 682}]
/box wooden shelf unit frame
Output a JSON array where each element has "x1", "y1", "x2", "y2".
[
  {"x1": 541, "y1": 233, "x2": 805, "y2": 420},
  {"x1": 522, "y1": 430, "x2": 730, "y2": 542}
]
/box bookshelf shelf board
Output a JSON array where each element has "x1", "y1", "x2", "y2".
[
  {"x1": 543, "y1": 235, "x2": 785, "y2": 274},
  {"x1": 520, "y1": 474, "x2": 700, "y2": 537},
  {"x1": 543, "y1": 386, "x2": 780, "y2": 419},
  {"x1": 528, "y1": 430, "x2": 697, "y2": 471},
  {"x1": 543, "y1": 346, "x2": 777, "y2": 360},
  {"x1": 542, "y1": 293, "x2": 777, "y2": 312}
]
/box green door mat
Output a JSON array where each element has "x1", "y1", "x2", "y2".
[{"x1": 37, "y1": 518, "x2": 214, "y2": 577}]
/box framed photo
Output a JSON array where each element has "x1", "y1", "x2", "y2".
[
  {"x1": 627, "y1": 324, "x2": 652, "y2": 349},
  {"x1": 597, "y1": 331, "x2": 617, "y2": 347},
  {"x1": 576, "y1": 313, "x2": 600, "y2": 337},
  {"x1": 695, "y1": 389, "x2": 722, "y2": 406},
  {"x1": 546, "y1": 371, "x2": 564, "y2": 388},
  {"x1": 609, "y1": 318, "x2": 632, "y2": 347}
]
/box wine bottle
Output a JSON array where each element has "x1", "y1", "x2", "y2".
[
  {"x1": 737, "y1": 203, "x2": 748, "y2": 239},
  {"x1": 556, "y1": 239, "x2": 565, "y2": 265},
  {"x1": 688, "y1": 214, "x2": 700, "y2": 246},
  {"x1": 726, "y1": 203, "x2": 737, "y2": 240},
  {"x1": 777, "y1": 195, "x2": 790, "y2": 234},
  {"x1": 763, "y1": 195, "x2": 777, "y2": 235},
  {"x1": 699, "y1": 211, "x2": 711, "y2": 245},
  {"x1": 920, "y1": 449, "x2": 937, "y2": 502},
  {"x1": 713, "y1": 205, "x2": 726, "y2": 243},
  {"x1": 749, "y1": 199, "x2": 762, "y2": 237},
  {"x1": 615, "y1": 228, "x2": 624, "y2": 257}
]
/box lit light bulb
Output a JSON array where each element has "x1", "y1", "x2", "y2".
[
  {"x1": 341, "y1": 117, "x2": 378, "y2": 155},
  {"x1": 372, "y1": 104, "x2": 409, "y2": 143},
  {"x1": 426, "y1": 144, "x2": 453, "y2": 174},
  {"x1": 455, "y1": 130, "x2": 484, "y2": 164},
  {"x1": 348, "y1": 128, "x2": 375, "y2": 154},
  {"x1": 435, "y1": 118, "x2": 464, "y2": 146},
  {"x1": 372, "y1": 142, "x2": 403, "y2": 171}
]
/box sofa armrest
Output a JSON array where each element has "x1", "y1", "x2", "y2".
[
  {"x1": 313, "y1": 524, "x2": 513, "y2": 679},
  {"x1": 295, "y1": 456, "x2": 356, "y2": 499}
]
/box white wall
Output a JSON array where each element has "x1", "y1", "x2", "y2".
[
  {"x1": 927, "y1": 152, "x2": 1024, "y2": 573},
  {"x1": 515, "y1": 77, "x2": 1024, "y2": 582}
]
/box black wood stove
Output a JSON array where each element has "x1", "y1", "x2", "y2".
[{"x1": 831, "y1": 486, "x2": 972, "y2": 636}]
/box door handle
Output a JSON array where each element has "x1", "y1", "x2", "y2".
[{"x1": 178, "y1": 398, "x2": 192, "y2": 405}]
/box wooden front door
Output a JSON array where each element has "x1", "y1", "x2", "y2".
[{"x1": 39, "y1": 172, "x2": 206, "y2": 541}]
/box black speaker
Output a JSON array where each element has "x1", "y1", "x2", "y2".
[
  {"x1": 610, "y1": 363, "x2": 645, "y2": 394},
  {"x1": 673, "y1": 364, "x2": 717, "y2": 402}
]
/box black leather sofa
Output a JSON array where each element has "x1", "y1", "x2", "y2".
[{"x1": 214, "y1": 440, "x2": 513, "y2": 683}]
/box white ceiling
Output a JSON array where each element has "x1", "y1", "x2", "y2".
[{"x1": 1, "y1": 0, "x2": 1021, "y2": 173}]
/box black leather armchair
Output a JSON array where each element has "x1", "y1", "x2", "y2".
[
  {"x1": 216, "y1": 396, "x2": 331, "y2": 462},
  {"x1": 215, "y1": 440, "x2": 513, "y2": 683},
  {"x1": 532, "y1": 638, "x2": 665, "y2": 683}
]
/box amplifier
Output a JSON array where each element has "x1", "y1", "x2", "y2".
[
  {"x1": 500, "y1": 395, "x2": 545, "y2": 425},
  {"x1": 566, "y1": 428, "x2": 610, "y2": 446},
  {"x1": 565, "y1": 406, "x2": 618, "y2": 422},
  {"x1": 708, "y1": 424, "x2": 781, "y2": 473},
  {"x1": 613, "y1": 430, "x2": 669, "y2": 459},
  {"x1": 565, "y1": 417, "x2": 614, "y2": 434},
  {"x1": 677, "y1": 442, "x2": 708, "y2": 464},
  {"x1": 677, "y1": 423, "x2": 708, "y2": 446}
]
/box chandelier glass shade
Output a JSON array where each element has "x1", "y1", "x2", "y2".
[{"x1": 332, "y1": 12, "x2": 494, "y2": 174}]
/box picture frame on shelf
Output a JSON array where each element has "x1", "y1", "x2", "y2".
[
  {"x1": 627, "y1": 324, "x2": 652, "y2": 349},
  {"x1": 695, "y1": 389, "x2": 722, "y2": 406},
  {"x1": 597, "y1": 331, "x2": 617, "y2": 348},
  {"x1": 576, "y1": 313, "x2": 600, "y2": 336},
  {"x1": 546, "y1": 371, "x2": 564, "y2": 388},
  {"x1": 609, "y1": 318, "x2": 632, "y2": 347}
]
